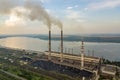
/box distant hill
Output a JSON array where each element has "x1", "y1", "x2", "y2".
[{"x1": 0, "y1": 34, "x2": 120, "y2": 43}]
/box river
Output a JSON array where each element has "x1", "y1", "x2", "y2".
[{"x1": 0, "y1": 37, "x2": 120, "y2": 61}]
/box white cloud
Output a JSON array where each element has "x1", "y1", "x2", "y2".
[
  {"x1": 67, "y1": 5, "x2": 79, "y2": 10},
  {"x1": 65, "y1": 9, "x2": 85, "y2": 22},
  {"x1": 88, "y1": 0, "x2": 120, "y2": 10},
  {"x1": 75, "y1": 5, "x2": 78, "y2": 8},
  {"x1": 84, "y1": 8, "x2": 88, "y2": 11},
  {"x1": 66, "y1": 7, "x2": 73, "y2": 10},
  {"x1": 40, "y1": 0, "x2": 51, "y2": 3}
]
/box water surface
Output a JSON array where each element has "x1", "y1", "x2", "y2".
[{"x1": 0, "y1": 37, "x2": 120, "y2": 61}]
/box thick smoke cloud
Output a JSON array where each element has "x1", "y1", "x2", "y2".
[
  {"x1": 0, "y1": 0, "x2": 62, "y2": 30},
  {"x1": 24, "y1": 0, "x2": 52, "y2": 29},
  {"x1": 0, "y1": 0, "x2": 19, "y2": 14}
]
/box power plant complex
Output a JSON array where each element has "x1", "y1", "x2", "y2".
[
  {"x1": 0, "y1": 0, "x2": 119, "y2": 80},
  {"x1": 41, "y1": 29, "x2": 118, "y2": 80}
]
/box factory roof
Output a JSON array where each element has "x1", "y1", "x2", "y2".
[{"x1": 45, "y1": 51, "x2": 100, "y2": 63}]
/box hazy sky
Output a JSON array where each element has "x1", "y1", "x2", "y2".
[{"x1": 0, "y1": 0, "x2": 120, "y2": 35}]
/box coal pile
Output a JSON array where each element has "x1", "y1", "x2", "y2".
[
  {"x1": 31, "y1": 60, "x2": 93, "y2": 78},
  {"x1": 20, "y1": 57, "x2": 32, "y2": 62}
]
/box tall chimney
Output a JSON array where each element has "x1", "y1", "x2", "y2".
[
  {"x1": 81, "y1": 40, "x2": 84, "y2": 70},
  {"x1": 48, "y1": 30, "x2": 51, "y2": 60},
  {"x1": 60, "y1": 30, "x2": 63, "y2": 62}
]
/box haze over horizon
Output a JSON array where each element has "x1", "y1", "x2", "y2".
[{"x1": 0, "y1": 0, "x2": 120, "y2": 35}]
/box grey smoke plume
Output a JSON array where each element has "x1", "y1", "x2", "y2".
[
  {"x1": 24, "y1": 0, "x2": 52, "y2": 29},
  {"x1": 0, "y1": 0, "x2": 62, "y2": 30},
  {"x1": 24, "y1": 0, "x2": 62, "y2": 30},
  {"x1": 0, "y1": 0, "x2": 19, "y2": 14},
  {"x1": 51, "y1": 17, "x2": 63, "y2": 30}
]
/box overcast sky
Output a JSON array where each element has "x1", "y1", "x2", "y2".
[{"x1": 0, "y1": 0, "x2": 120, "y2": 35}]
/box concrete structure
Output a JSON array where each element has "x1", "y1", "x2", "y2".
[
  {"x1": 44, "y1": 51, "x2": 100, "y2": 80},
  {"x1": 81, "y1": 40, "x2": 84, "y2": 70},
  {"x1": 44, "y1": 28, "x2": 119, "y2": 80},
  {"x1": 45, "y1": 51, "x2": 100, "y2": 63},
  {"x1": 101, "y1": 65, "x2": 116, "y2": 77},
  {"x1": 48, "y1": 30, "x2": 51, "y2": 60},
  {"x1": 60, "y1": 30, "x2": 63, "y2": 62}
]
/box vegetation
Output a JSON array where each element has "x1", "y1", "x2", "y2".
[
  {"x1": 98, "y1": 75, "x2": 113, "y2": 80},
  {"x1": 103, "y1": 59, "x2": 120, "y2": 67},
  {"x1": 0, "y1": 70, "x2": 20, "y2": 80},
  {"x1": 0, "y1": 47, "x2": 120, "y2": 80},
  {"x1": 3, "y1": 66, "x2": 54, "y2": 80},
  {"x1": 0, "y1": 58, "x2": 55, "y2": 80},
  {"x1": 0, "y1": 48, "x2": 77, "y2": 80}
]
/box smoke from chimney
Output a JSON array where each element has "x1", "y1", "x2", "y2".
[
  {"x1": 24, "y1": 0, "x2": 52, "y2": 29},
  {"x1": 0, "y1": 0, "x2": 63, "y2": 61},
  {"x1": 0, "y1": 0, "x2": 19, "y2": 14},
  {"x1": 0, "y1": 0, "x2": 63, "y2": 30},
  {"x1": 51, "y1": 17, "x2": 63, "y2": 30}
]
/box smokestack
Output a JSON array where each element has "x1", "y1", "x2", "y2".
[
  {"x1": 81, "y1": 39, "x2": 84, "y2": 70},
  {"x1": 48, "y1": 30, "x2": 51, "y2": 60},
  {"x1": 60, "y1": 30, "x2": 63, "y2": 62}
]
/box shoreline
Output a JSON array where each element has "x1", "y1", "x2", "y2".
[
  {"x1": 0, "y1": 45, "x2": 44, "y2": 54},
  {"x1": 0, "y1": 45, "x2": 120, "y2": 62},
  {"x1": 0, "y1": 36, "x2": 120, "y2": 43}
]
